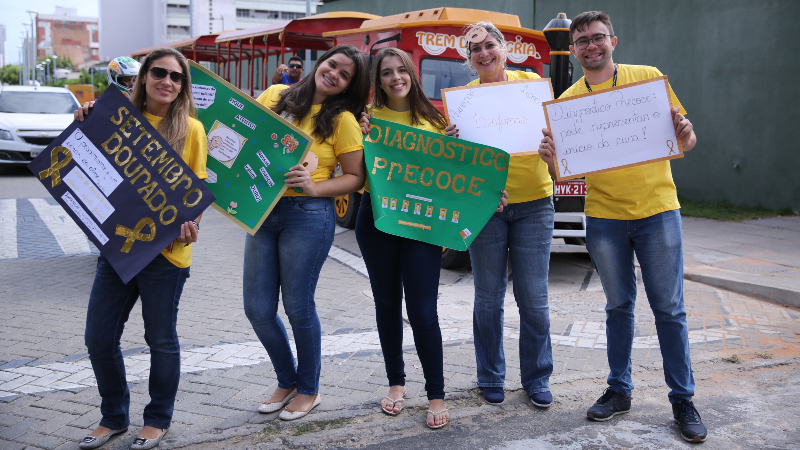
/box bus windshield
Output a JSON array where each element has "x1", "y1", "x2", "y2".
[{"x1": 419, "y1": 57, "x2": 541, "y2": 101}]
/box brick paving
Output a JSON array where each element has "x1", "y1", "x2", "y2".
[{"x1": 0, "y1": 192, "x2": 799, "y2": 449}]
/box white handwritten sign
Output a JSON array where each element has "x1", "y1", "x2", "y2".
[
  {"x1": 442, "y1": 78, "x2": 553, "y2": 156},
  {"x1": 192, "y1": 84, "x2": 216, "y2": 109},
  {"x1": 63, "y1": 167, "x2": 115, "y2": 223},
  {"x1": 543, "y1": 76, "x2": 683, "y2": 181},
  {"x1": 61, "y1": 191, "x2": 109, "y2": 245},
  {"x1": 61, "y1": 128, "x2": 123, "y2": 196}
]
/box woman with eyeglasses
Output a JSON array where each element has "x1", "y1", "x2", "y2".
[
  {"x1": 445, "y1": 22, "x2": 555, "y2": 410},
  {"x1": 248, "y1": 45, "x2": 369, "y2": 421},
  {"x1": 73, "y1": 48, "x2": 207, "y2": 450}
]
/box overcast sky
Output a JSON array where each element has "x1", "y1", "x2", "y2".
[{"x1": 3, "y1": 0, "x2": 99, "y2": 65}]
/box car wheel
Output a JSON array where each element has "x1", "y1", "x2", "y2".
[
  {"x1": 335, "y1": 192, "x2": 360, "y2": 229},
  {"x1": 441, "y1": 248, "x2": 470, "y2": 270}
]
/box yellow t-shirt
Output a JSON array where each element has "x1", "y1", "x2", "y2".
[
  {"x1": 255, "y1": 85, "x2": 364, "y2": 197},
  {"x1": 560, "y1": 65, "x2": 686, "y2": 220},
  {"x1": 143, "y1": 112, "x2": 208, "y2": 268},
  {"x1": 467, "y1": 70, "x2": 553, "y2": 204},
  {"x1": 363, "y1": 105, "x2": 444, "y2": 192}
]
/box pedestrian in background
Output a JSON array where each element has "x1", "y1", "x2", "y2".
[
  {"x1": 539, "y1": 10, "x2": 706, "y2": 443},
  {"x1": 272, "y1": 55, "x2": 304, "y2": 86},
  {"x1": 247, "y1": 45, "x2": 369, "y2": 421},
  {"x1": 446, "y1": 21, "x2": 555, "y2": 409},
  {"x1": 75, "y1": 47, "x2": 208, "y2": 450}
]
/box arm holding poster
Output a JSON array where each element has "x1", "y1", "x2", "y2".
[
  {"x1": 540, "y1": 76, "x2": 695, "y2": 181},
  {"x1": 38, "y1": 48, "x2": 216, "y2": 447},
  {"x1": 242, "y1": 45, "x2": 372, "y2": 421}
]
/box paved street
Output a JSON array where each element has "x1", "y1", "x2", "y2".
[{"x1": 1, "y1": 165, "x2": 799, "y2": 449}]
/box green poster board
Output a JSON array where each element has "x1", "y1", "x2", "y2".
[
  {"x1": 189, "y1": 61, "x2": 313, "y2": 234},
  {"x1": 364, "y1": 118, "x2": 509, "y2": 251}
]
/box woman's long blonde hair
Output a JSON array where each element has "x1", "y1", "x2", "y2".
[{"x1": 130, "y1": 48, "x2": 195, "y2": 156}]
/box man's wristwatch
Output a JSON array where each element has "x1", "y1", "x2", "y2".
[{"x1": 192, "y1": 220, "x2": 200, "y2": 231}]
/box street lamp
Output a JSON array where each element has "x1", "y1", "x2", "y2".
[
  {"x1": 543, "y1": 13, "x2": 573, "y2": 98},
  {"x1": 27, "y1": 10, "x2": 38, "y2": 64},
  {"x1": 52, "y1": 55, "x2": 58, "y2": 83},
  {"x1": 18, "y1": 46, "x2": 23, "y2": 85},
  {"x1": 22, "y1": 26, "x2": 29, "y2": 85},
  {"x1": 45, "y1": 59, "x2": 50, "y2": 85}
]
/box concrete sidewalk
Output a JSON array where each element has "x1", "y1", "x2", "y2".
[{"x1": 682, "y1": 216, "x2": 800, "y2": 308}]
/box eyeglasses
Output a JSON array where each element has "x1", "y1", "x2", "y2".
[
  {"x1": 572, "y1": 34, "x2": 614, "y2": 50},
  {"x1": 148, "y1": 67, "x2": 187, "y2": 84},
  {"x1": 288, "y1": 64, "x2": 303, "y2": 69}
]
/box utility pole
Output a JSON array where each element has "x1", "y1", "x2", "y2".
[
  {"x1": 305, "y1": 0, "x2": 311, "y2": 75},
  {"x1": 27, "y1": 11, "x2": 38, "y2": 78},
  {"x1": 21, "y1": 28, "x2": 29, "y2": 85},
  {"x1": 18, "y1": 46, "x2": 23, "y2": 85},
  {"x1": 189, "y1": 0, "x2": 194, "y2": 37}
]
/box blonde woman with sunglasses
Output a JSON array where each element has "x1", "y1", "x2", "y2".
[{"x1": 73, "y1": 48, "x2": 207, "y2": 450}]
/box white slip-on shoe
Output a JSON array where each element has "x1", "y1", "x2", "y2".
[
  {"x1": 78, "y1": 427, "x2": 128, "y2": 449},
  {"x1": 279, "y1": 393, "x2": 322, "y2": 421},
  {"x1": 258, "y1": 388, "x2": 297, "y2": 413}
]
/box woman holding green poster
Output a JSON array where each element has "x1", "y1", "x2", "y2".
[
  {"x1": 446, "y1": 22, "x2": 556, "y2": 409},
  {"x1": 356, "y1": 48, "x2": 507, "y2": 429},
  {"x1": 246, "y1": 45, "x2": 370, "y2": 421}
]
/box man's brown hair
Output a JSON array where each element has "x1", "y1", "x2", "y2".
[{"x1": 569, "y1": 11, "x2": 614, "y2": 42}]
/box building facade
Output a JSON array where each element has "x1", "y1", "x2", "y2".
[
  {"x1": 36, "y1": 7, "x2": 99, "y2": 67},
  {"x1": 100, "y1": 0, "x2": 317, "y2": 63}
]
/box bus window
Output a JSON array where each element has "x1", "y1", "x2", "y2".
[
  {"x1": 420, "y1": 57, "x2": 545, "y2": 101},
  {"x1": 420, "y1": 58, "x2": 477, "y2": 101}
]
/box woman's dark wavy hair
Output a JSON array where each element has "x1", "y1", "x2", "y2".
[
  {"x1": 370, "y1": 47, "x2": 447, "y2": 132},
  {"x1": 272, "y1": 45, "x2": 369, "y2": 142}
]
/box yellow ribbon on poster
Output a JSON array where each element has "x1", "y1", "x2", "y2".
[
  {"x1": 116, "y1": 217, "x2": 156, "y2": 253},
  {"x1": 39, "y1": 146, "x2": 73, "y2": 187}
]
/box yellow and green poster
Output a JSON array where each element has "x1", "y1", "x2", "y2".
[
  {"x1": 188, "y1": 61, "x2": 312, "y2": 234},
  {"x1": 364, "y1": 118, "x2": 509, "y2": 250}
]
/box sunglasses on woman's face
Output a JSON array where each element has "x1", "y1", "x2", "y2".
[{"x1": 149, "y1": 67, "x2": 187, "y2": 84}]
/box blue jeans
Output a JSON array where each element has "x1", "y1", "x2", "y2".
[
  {"x1": 85, "y1": 254, "x2": 189, "y2": 430},
  {"x1": 355, "y1": 192, "x2": 445, "y2": 400},
  {"x1": 586, "y1": 209, "x2": 694, "y2": 403},
  {"x1": 243, "y1": 196, "x2": 334, "y2": 396},
  {"x1": 469, "y1": 196, "x2": 554, "y2": 394}
]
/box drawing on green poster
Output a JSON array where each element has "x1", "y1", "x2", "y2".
[
  {"x1": 364, "y1": 117, "x2": 509, "y2": 251},
  {"x1": 207, "y1": 120, "x2": 247, "y2": 168},
  {"x1": 188, "y1": 60, "x2": 313, "y2": 235}
]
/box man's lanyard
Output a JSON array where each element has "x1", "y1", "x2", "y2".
[{"x1": 585, "y1": 64, "x2": 618, "y2": 92}]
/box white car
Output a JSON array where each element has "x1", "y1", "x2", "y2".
[{"x1": 0, "y1": 86, "x2": 80, "y2": 165}]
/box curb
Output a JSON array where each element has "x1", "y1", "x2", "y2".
[{"x1": 684, "y1": 270, "x2": 800, "y2": 309}]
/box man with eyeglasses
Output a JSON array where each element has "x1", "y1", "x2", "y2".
[
  {"x1": 538, "y1": 11, "x2": 706, "y2": 443},
  {"x1": 272, "y1": 55, "x2": 304, "y2": 85}
]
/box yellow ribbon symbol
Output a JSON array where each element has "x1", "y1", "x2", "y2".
[
  {"x1": 561, "y1": 159, "x2": 571, "y2": 175},
  {"x1": 115, "y1": 218, "x2": 156, "y2": 253},
  {"x1": 38, "y1": 146, "x2": 72, "y2": 188},
  {"x1": 667, "y1": 140, "x2": 677, "y2": 155}
]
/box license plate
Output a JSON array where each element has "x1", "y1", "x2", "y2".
[
  {"x1": 30, "y1": 150, "x2": 41, "y2": 158},
  {"x1": 554, "y1": 180, "x2": 586, "y2": 196}
]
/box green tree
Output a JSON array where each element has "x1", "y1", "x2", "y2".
[
  {"x1": 0, "y1": 65, "x2": 21, "y2": 85},
  {"x1": 37, "y1": 55, "x2": 74, "y2": 69}
]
